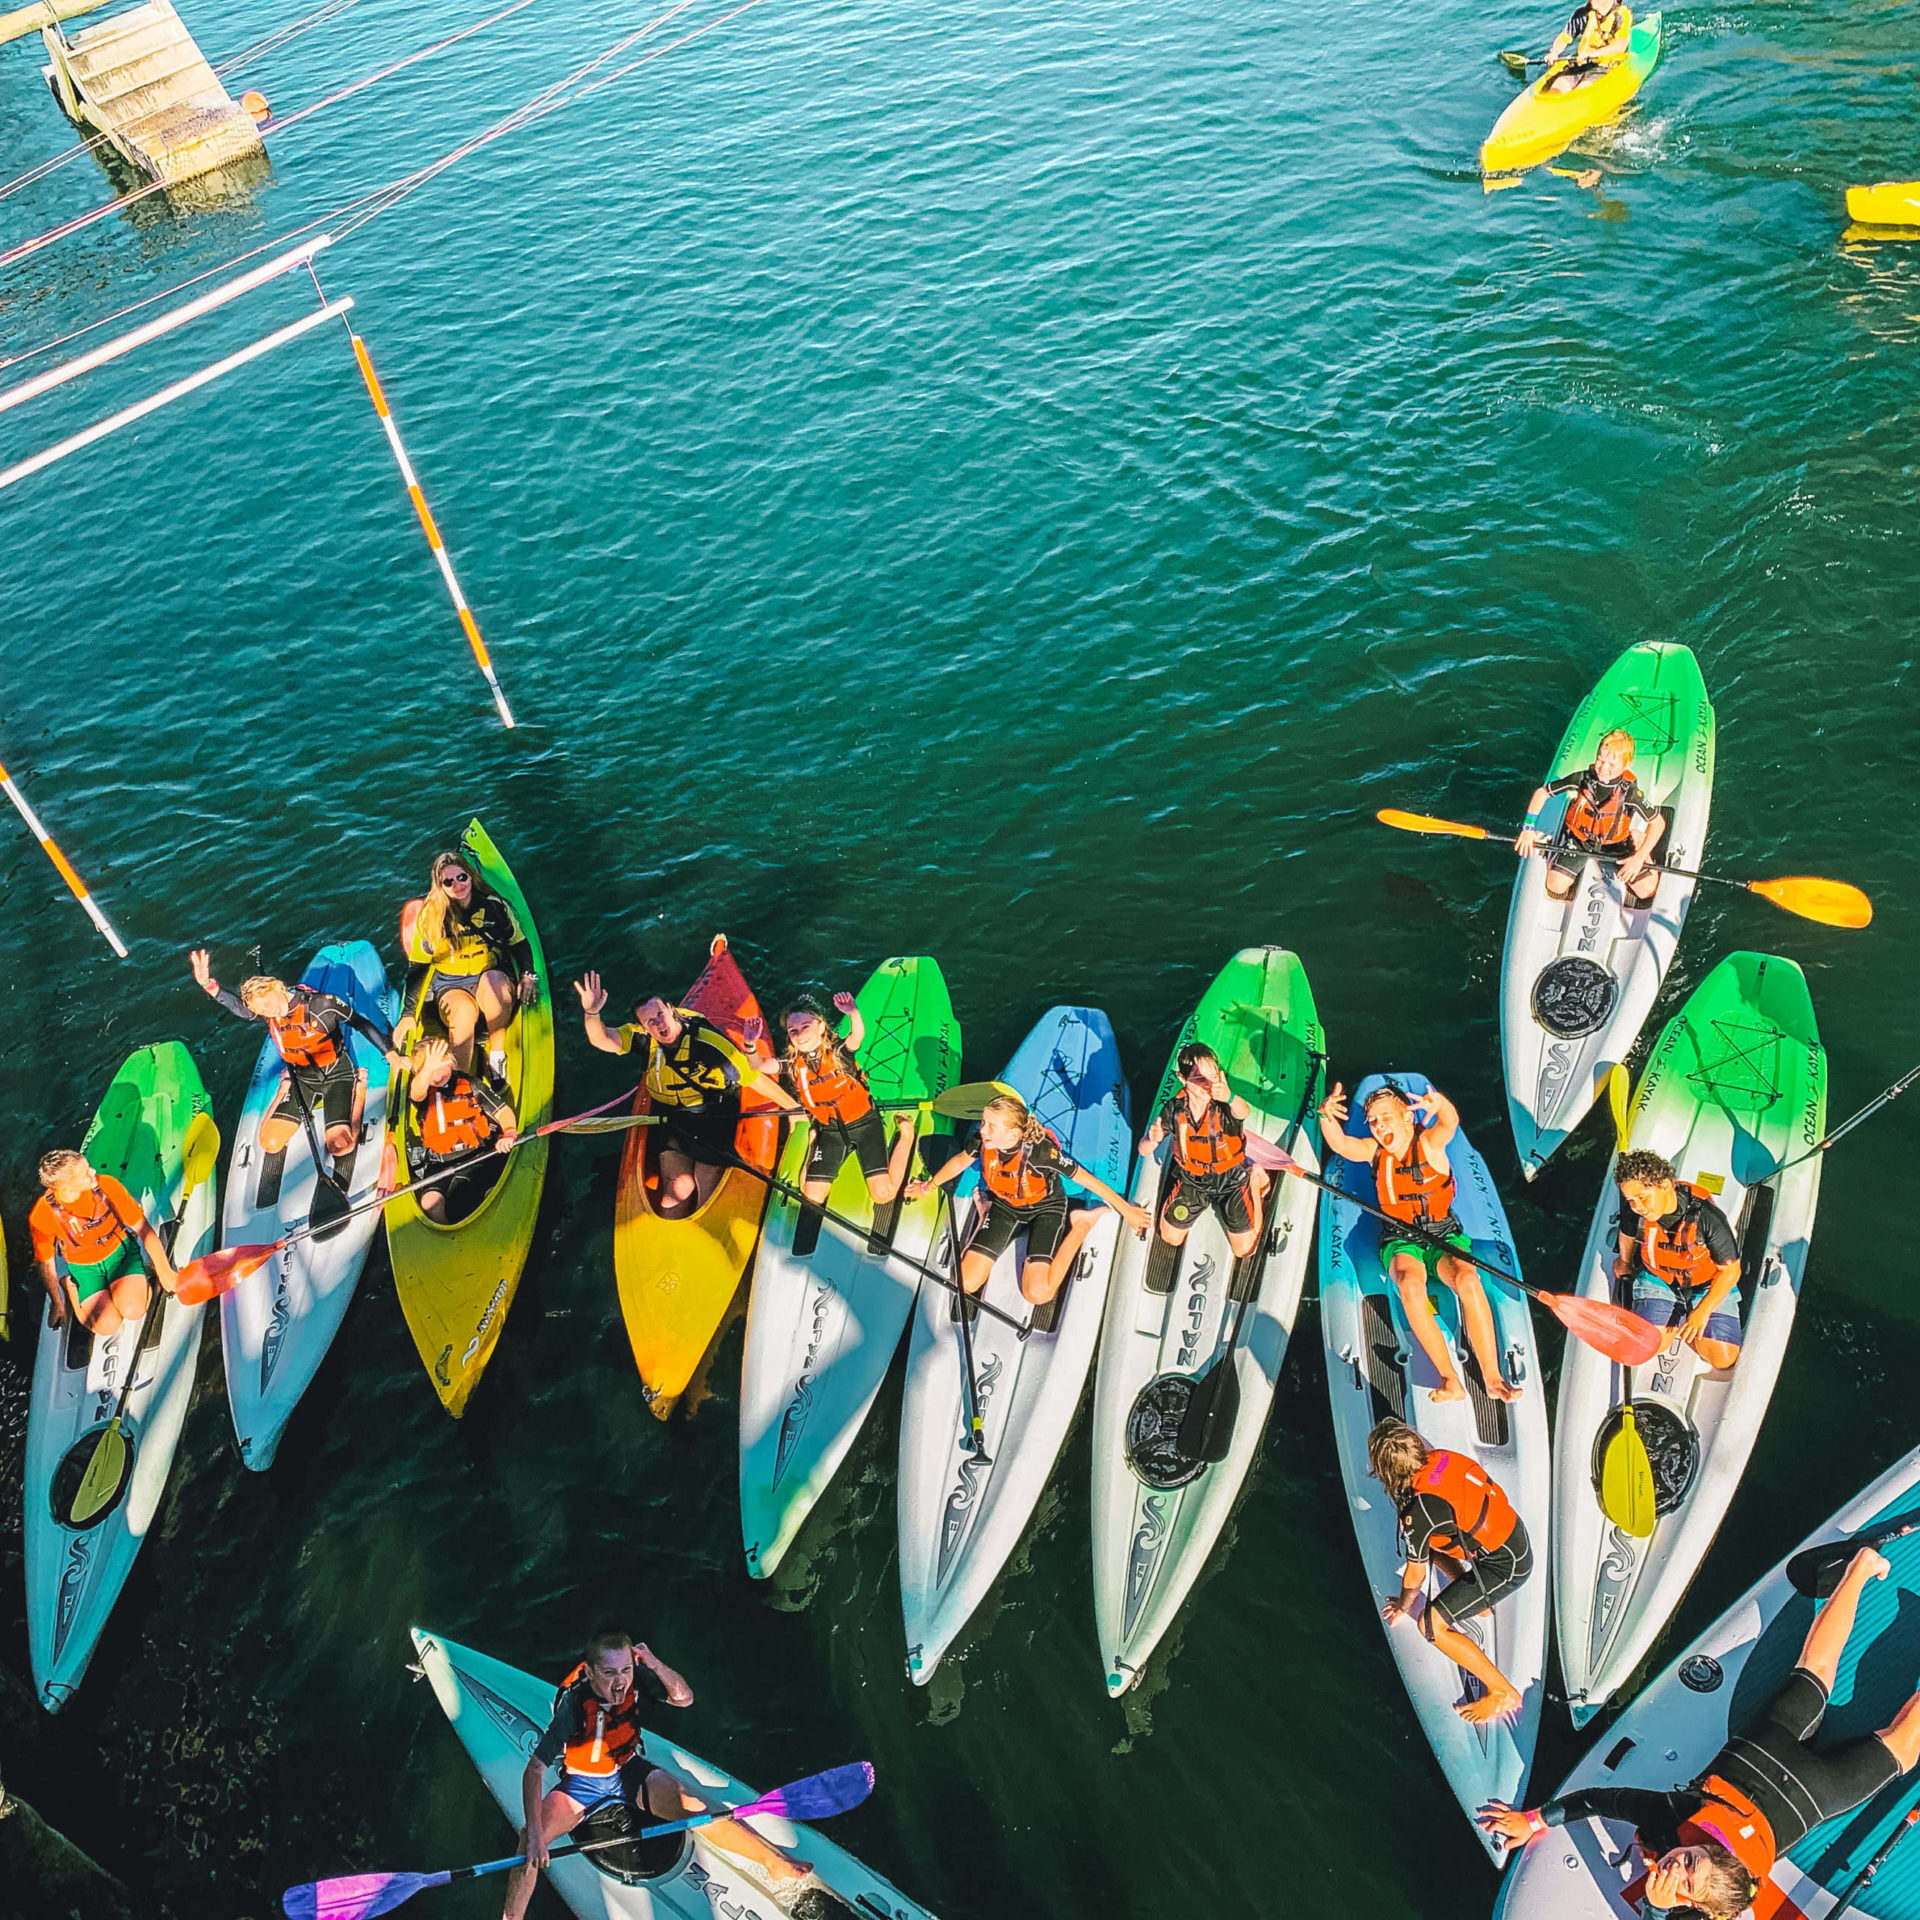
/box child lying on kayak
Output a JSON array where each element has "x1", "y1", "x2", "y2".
[
  {"x1": 1479, "y1": 1547, "x2": 1920, "y2": 1915},
  {"x1": 1542, "y1": 0, "x2": 1633, "y2": 93}
]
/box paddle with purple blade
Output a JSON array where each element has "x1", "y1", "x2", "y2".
[{"x1": 282, "y1": 1762, "x2": 876, "y2": 1919}]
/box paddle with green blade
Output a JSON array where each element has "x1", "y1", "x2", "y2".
[
  {"x1": 64, "y1": 1109, "x2": 222, "y2": 1528},
  {"x1": 1596, "y1": 1063, "x2": 1658, "y2": 1539},
  {"x1": 1377, "y1": 808, "x2": 1874, "y2": 929},
  {"x1": 929, "y1": 1080, "x2": 1018, "y2": 1121}
]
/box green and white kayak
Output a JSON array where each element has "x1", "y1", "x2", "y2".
[
  {"x1": 1552, "y1": 951, "x2": 1826, "y2": 1725},
  {"x1": 1502, "y1": 642, "x2": 1715, "y2": 1179},
  {"x1": 739, "y1": 955, "x2": 960, "y2": 1578},
  {"x1": 1089, "y1": 947, "x2": 1323, "y2": 1696},
  {"x1": 25, "y1": 1042, "x2": 217, "y2": 1711}
]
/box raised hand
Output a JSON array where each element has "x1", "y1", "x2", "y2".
[
  {"x1": 189, "y1": 948, "x2": 219, "y2": 996},
  {"x1": 574, "y1": 972, "x2": 608, "y2": 1018},
  {"x1": 832, "y1": 990, "x2": 856, "y2": 1017},
  {"x1": 1320, "y1": 1081, "x2": 1350, "y2": 1125}
]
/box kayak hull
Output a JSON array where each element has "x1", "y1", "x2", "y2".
[
  {"x1": 1552, "y1": 950, "x2": 1826, "y2": 1725},
  {"x1": 1848, "y1": 181, "x2": 1920, "y2": 226},
  {"x1": 739, "y1": 955, "x2": 960, "y2": 1578},
  {"x1": 1501, "y1": 640, "x2": 1715, "y2": 1179},
  {"x1": 897, "y1": 1005, "x2": 1131, "y2": 1683},
  {"x1": 616, "y1": 939, "x2": 781, "y2": 1419},
  {"x1": 1498, "y1": 1446, "x2": 1920, "y2": 1920},
  {"x1": 1319, "y1": 1072, "x2": 1549, "y2": 1856},
  {"x1": 219, "y1": 941, "x2": 397, "y2": 1469},
  {"x1": 1481, "y1": 14, "x2": 1663, "y2": 175},
  {"x1": 411, "y1": 1628, "x2": 940, "y2": 1920},
  {"x1": 25, "y1": 1042, "x2": 217, "y2": 1711},
  {"x1": 1089, "y1": 947, "x2": 1323, "y2": 1696},
  {"x1": 387, "y1": 819, "x2": 555, "y2": 1418}
]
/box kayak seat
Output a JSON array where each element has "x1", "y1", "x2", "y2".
[{"x1": 1361, "y1": 1292, "x2": 1407, "y2": 1424}]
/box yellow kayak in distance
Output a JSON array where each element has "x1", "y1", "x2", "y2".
[
  {"x1": 1847, "y1": 181, "x2": 1920, "y2": 227},
  {"x1": 1482, "y1": 12, "x2": 1663, "y2": 177}
]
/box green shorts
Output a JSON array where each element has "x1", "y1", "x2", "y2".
[
  {"x1": 1380, "y1": 1228, "x2": 1474, "y2": 1276},
  {"x1": 65, "y1": 1236, "x2": 145, "y2": 1305}
]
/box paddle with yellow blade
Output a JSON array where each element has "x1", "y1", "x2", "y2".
[
  {"x1": 1597, "y1": 1062, "x2": 1658, "y2": 1539},
  {"x1": 64, "y1": 1109, "x2": 222, "y2": 1528},
  {"x1": 1376, "y1": 809, "x2": 1873, "y2": 928}
]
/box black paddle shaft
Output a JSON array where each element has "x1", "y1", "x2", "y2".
[
  {"x1": 1788, "y1": 1512, "x2": 1920, "y2": 1599},
  {"x1": 943, "y1": 1178, "x2": 989, "y2": 1460}
]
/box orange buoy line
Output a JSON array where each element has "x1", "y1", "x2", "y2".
[{"x1": 0, "y1": 759, "x2": 126, "y2": 957}]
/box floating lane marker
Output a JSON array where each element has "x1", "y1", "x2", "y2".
[{"x1": 0, "y1": 759, "x2": 126, "y2": 957}]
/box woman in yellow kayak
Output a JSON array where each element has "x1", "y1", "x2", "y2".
[
  {"x1": 1541, "y1": 0, "x2": 1633, "y2": 93},
  {"x1": 575, "y1": 963, "x2": 798, "y2": 1217},
  {"x1": 394, "y1": 849, "x2": 539, "y2": 1075}
]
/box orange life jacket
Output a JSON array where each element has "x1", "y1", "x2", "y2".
[
  {"x1": 789, "y1": 1042, "x2": 873, "y2": 1127},
  {"x1": 1170, "y1": 1097, "x2": 1247, "y2": 1178},
  {"x1": 552, "y1": 1661, "x2": 647, "y2": 1778},
  {"x1": 1563, "y1": 770, "x2": 1642, "y2": 848},
  {"x1": 271, "y1": 995, "x2": 343, "y2": 1072},
  {"x1": 1638, "y1": 1183, "x2": 1726, "y2": 1291},
  {"x1": 36, "y1": 1178, "x2": 140, "y2": 1266},
  {"x1": 1375, "y1": 1135, "x2": 1457, "y2": 1227},
  {"x1": 417, "y1": 1075, "x2": 493, "y2": 1157},
  {"x1": 980, "y1": 1130, "x2": 1060, "y2": 1208},
  {"x1": 1677, "y1": 1773, "x2": 1777, "y2": 1886},
  {"x1": 1409, "y1": 1451, "x2": 1518, "y2": 1562}
]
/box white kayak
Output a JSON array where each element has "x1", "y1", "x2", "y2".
[
  {"x1": 739, "y1": 956, "x2": 960, "y2": 1579},
  {"x1": 26, "y1": 1042, "x2": 217, "y2": 1712},
  {"x1": 897, "y1": 1005, "x2": 1132, "y2": 1684},
  {"x1": 1319, "y1": 1071, "x2": 1550, "y2": 1856},
  {"x1": 411, "y1": 1628, "x2": 940, "y2": 1920},
  {"x1": 220, "y1": 940, "x2": 397, "y2": 1470},
  {"x1": 1499, "y1": 1445, "x2": 1920, "y2": 1920},
  {"x1": 1502, "y1": 641, "x2": 1716, "y2": 1179},
  {"x1": 1554, "y1": 950, "x2": 1826, "y2": 1726},
  {"x1": 1089, "y1": 946, "x2": 1323, "y2": 1697}
]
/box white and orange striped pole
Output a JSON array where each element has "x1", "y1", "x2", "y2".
[
  {"x1": 345, "y1": 330, "x2": 517, "y2": 729},
  {"x1": 0, "y1": 759, "x2": 127, "y2": 957}
]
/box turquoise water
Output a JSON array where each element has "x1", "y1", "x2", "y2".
[{"x1": 2, "y1": 0, "x2": 1919, "y2": 1911}]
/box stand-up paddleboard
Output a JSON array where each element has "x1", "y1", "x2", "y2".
[
  {"x1": 616, "y1": 936, "x2": 782, "y2": 1420},
  {"x1": 897, "y1": 1006, "x2": 1132, "y2": 1684},
  {"x1": 387, "y1": 819, "x2": 555, "y2": 1418},
  {"x1": 1320, "y1": 1072, "x2": 1549, "y2": 1855},
  {"x1": 1090, "y1": 948, "x2": 1322, "y2": 1697},
  {"x1": 740, "y1": 956, "x2": 960, "y2": 1577},
  {"x1": 1553, "y1": 950, "x2": 1825, "y2": 1727},
  {"x1": 1498, "y1": 1446, "x2": 1920, "y2": 1920},
  {"x1": 26, "y1": 1042, "x2": 216, "y2": 1711},
  {"x1": 220, "y1": 941, "x2": 398, "y2": 1469},
  {"x1": 410, "y1": 1628, "x2": 940, "y2": 1920},
  {"x1": 1503, "y1": 642, "x2": 1715, "y2": 1179}
]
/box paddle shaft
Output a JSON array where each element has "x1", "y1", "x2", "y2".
[
  {"x1": 944, "y1": 1173, "x2": 988, "y2": 1456},
  {"x1": 1832, "y1": 1804, "x2": 1920, "y2": 1920},
  {"x1": 464, "y1": 1796, "x2": 781, "y2": 1878}
]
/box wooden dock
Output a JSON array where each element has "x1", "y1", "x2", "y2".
[{"x1": 29, "y1": 0, "x2": 265, "y2": 189}]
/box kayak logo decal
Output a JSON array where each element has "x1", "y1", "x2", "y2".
[
  {"x1": 456, "y1": 1663, "x2": 542, "y2": 1757},
  {"x1": 775, "y1": 1279, "x2": 837, "y2": 1486},
  {"x1": 1577, "y1": 876, "x2": 1609, "y2": 955},
  {"x1": 1124, "y1": 1494, "x2": 1170, "y2": 1636},
  {"x1": 1533, "y1": 958, "x2": 1617, "y2": 1040},
  {"x1": 262, "y1": 1262, "x2": 291, "y2": 1391},
  {"x1": 1679, "y1": 1653, "x2": 1724, "y2": 1694},
  {"x1": 685, "y1": 1856, "x2": 754, "y2": 1918},
  {"x1": 1175, "y1": 1253, "x2": 1216, "y2": 1370},
  {"x1": 54, "y1": 1530, "x2": 93, "y2": 1657},
  {"x1": 938, "y1": 1354, "x2": 1006, "y2": 1580},
  {"x1": 1591, "y1": 1525, "x2": 1644, "y2": 1666}
]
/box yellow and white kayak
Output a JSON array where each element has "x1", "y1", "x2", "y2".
[
  {"x1": 1482, "y1": 12, "x2": 1662, "y2": 176},
  {"x1": 1847, "y1": 181, "x2": 1920, "y2": 226}
]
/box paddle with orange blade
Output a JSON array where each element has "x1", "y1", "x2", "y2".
[
  {"x1": 1376, "y1": 809, "x2": 1873, "y2": 929},
  {"x1": 174, "y1": 1088, "x2": 649, "y2": 1305},
  {"x1": 1242, "y1": 1131, "x2": 1662, "y2": 1367}
]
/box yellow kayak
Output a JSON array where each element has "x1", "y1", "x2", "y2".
[
  {"x1": 614, "y1": 936, "x2": 782, "y2": 1420},
  {"x1": 1847, "y1": 181, "x2": 1920, "y2": 226},
  {"x1": 1482, "y1": 12, "x2": 1662, "y2": 175},
  {"x1": 386, "y1": 819, "x2": 554, "y2": 1418}
]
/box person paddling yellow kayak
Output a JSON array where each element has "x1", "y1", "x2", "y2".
[{"x1": 1542, "y1": 0, "x2": 1633, "y2": 92}]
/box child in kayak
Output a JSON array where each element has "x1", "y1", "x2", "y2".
[
  {"x1": 404, "y1": 1037, "x2": 517, "y2": 1223},
  {"x1": 1479, "y1": 1546, "x2": 1920, "y2": 1915},
  {"x1": 1136, "y1": 1042, "x2": 1271, "y2": 1262},
  {"x1": 1369, "y1": 1417, "x2": 1532, "y2": 1726},
  {"x1": 1541, "y1": 0, "x2": 1633, "y2": 93},
  {"x1": 1514, "y1": 725, "x2": 1664, "y2": 904},
  {"x1": 745, "y1": 991, "x2": 919, "y2": 1209},
  {"x1": 1319, "y1": 1080, "x2": 1521, "y2": 1405},
  {"x1": 909, "y1": 1092, "x2": 1149, "y2": 1323},
  {"x1": 505, "y1": 1628, "x2": 810, "y2": 1920},
  {"x1": 575, "y1": 959, "x2": 798, "y2": 1217},
  {"x1": 30, "y1": 1149, "x2": 178, "y2": 1335},
  {"x1": 394, "y1": 849, "x2": 539, "y2": 1075},
  {"x1": 1614, "y1": 1147, "x2": 1744, "y2": 1370},
  {"x1": 189, "y1": 949, "x2": 402, "y2": 1181}
]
